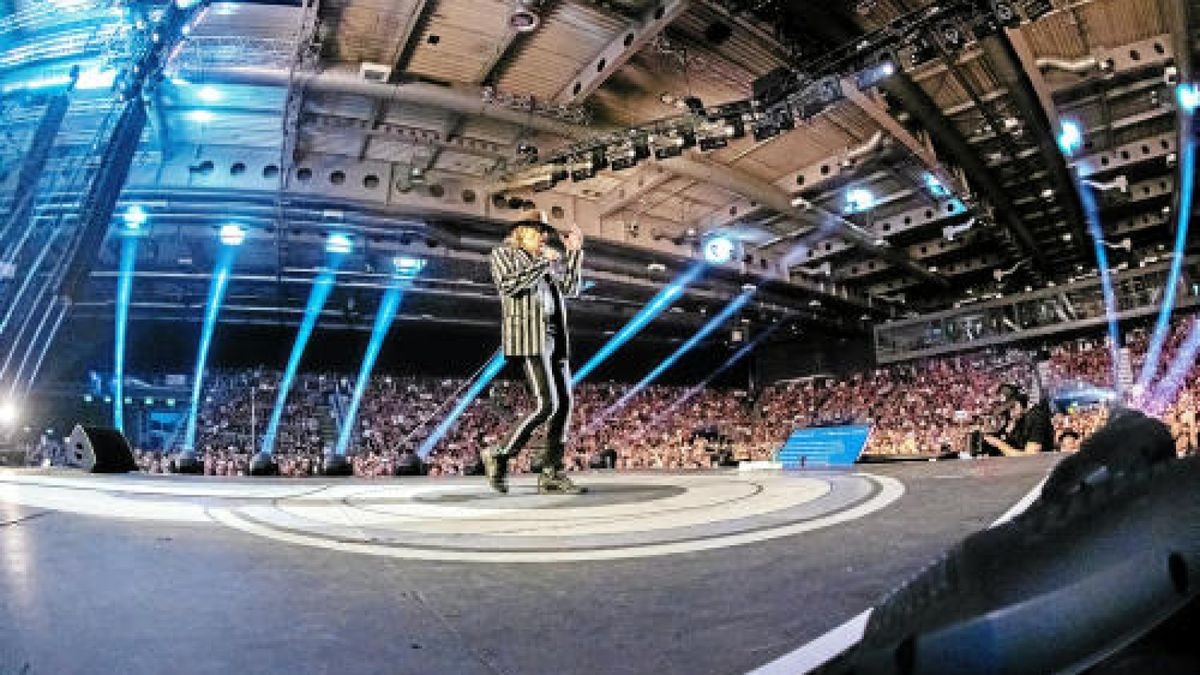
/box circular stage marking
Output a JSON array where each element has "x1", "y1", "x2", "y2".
[{"x1": 0, "y1": 469, "x2": 904, "y2": 562}]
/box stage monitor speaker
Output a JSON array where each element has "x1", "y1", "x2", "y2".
[
  {"x1": 66, "y1": 424, "x2": 138, "y2": 473},
  {"x1": 842, "y1": 411, "x2": 1200, "y2": 674}
]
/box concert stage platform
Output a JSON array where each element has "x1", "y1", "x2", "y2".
[{"x1": 0, "y1": 455, "x2": 1058, "y2": 674}]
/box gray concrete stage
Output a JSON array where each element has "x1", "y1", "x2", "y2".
[{"x1": 0, "y1": 455, "x2": 1058, "y2": 675}]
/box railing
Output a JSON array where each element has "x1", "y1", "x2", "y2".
[{"x1": 876, "y1": 256, "x2": 1200, "y2": 364}]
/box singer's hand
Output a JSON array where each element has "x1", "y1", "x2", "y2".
[
  {"x1": 561, "y1": 223, "x2": 584, "y2": 252},
  {"x1": 542, "y1": 247, "x2": 561, "y2": 262}
]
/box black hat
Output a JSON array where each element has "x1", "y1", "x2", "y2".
[{"x1": 509, "y1": 210, "x2": 556, "y2": 235}]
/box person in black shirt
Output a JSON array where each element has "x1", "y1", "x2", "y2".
[{"x1": 983, "y1": 392, "x2": 1055, "y2": 456}]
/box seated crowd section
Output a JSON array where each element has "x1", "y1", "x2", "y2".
[{"x1": 99, "y1": 318, "x2": 1200, "y2": 477}]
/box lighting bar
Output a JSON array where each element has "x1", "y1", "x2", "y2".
[
  {"x1": 648, "y1": 323, "x2": 782, "y2": 430},
  {"x1": 112, "y1": 237, "x2": 138, "y2": 431},
  {"x1": 335, "y1": 275, "x2": 417, "y2": 455},
  {"x1": 593, "y1": 288, "x2": 756, "y2": 429},
  {"x1": 259, "y1": 262, "x2": 343, "y2": 455},
  {"x1": 1136, "y1": 107, "x2": 1195, "y2": 393},
  {"x1": 1076, "y1": 180, "x2": 1124, "y2": 395},
  {"x1": 182, "y1": 243, "x2": 240, "y2": 451},
  {"x1": 417, "y1": 349, "x2": 506, "y2": 458},
  {"x1": 572, "y1": 261, "x2": 707, "y2": 384}
]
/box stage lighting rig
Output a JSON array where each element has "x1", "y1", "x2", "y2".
[
  {"x1": 697, "y1": 122, "x2": 730, "y2": 151},
  {"x1": 1019, "y1": 0, "x2": 1052, "y2": 21},
  {"x1": 854, "y1": 58, "x2": 896, "y2": 91},
  {"x1": 608, "y1": 142, "x2": 639, "y2": 171}
]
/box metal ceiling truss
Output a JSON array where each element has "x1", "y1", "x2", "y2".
[{"x1": 553, "y1": 0, "x2": 691, "y2": 104}]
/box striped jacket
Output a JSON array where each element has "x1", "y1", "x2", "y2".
[{"x1": 489, "y1": 245, "x2": 583, "y2": 357}]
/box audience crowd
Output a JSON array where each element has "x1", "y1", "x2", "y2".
[{"x1": 29, "y1": 318, "x2": 1200, "y2": 478}]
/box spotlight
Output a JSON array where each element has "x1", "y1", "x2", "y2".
[
  {"x1": 326, "y1": 233, "x2": 353, "y2": 254},
  {"x1": 570, "y1": 155, "x2": 597, "y2": 181},
  {"x1": 939, "y1": 22, "x2": 964, "y2": 50},
  {"x1": 923, "y1": 172, "x2": 950, "y2": 197},
  {"x1": 392, "y1": 256, "x2": 426, "y2": 279},
  {"x1": 0, "y1": 400, "x2": 19, "y2": 427},
  {"x1": 844, "y1": 188, "x2": 875, "y2": 213},
  {"x1": 855, "y1": 59, "x2": 897, "y2": 90},
  {"x1": 653, "y1": 133, "x2": 686, "y2": 159},
  {"x1": 122, "y1": 204, "x2": 148, "y2": 231},
  {"x1": 608, "y1": 143, "x2": 638, "y2": 171},
  {"x1": 187, "y1": 110, "x2": 215, "y2": 123},
  {"x1": 1057, "y1": 119, "x2": 1083, "y2": 155},
  {"x1": 698, "y1": 122, "x2": 729, "y2": 151},
  {"x1": 703, "y1": 236, "x2": 735, "y2": 264},
  {"x1": 509, "y1": 0, "x2": 540, "y2": 33},
  {"x1": 196, "y1": 85, "x2": 222, "y2": 103},
  {"x1": 1177, "y1": 83, "x2": 1200, "y2": 113},
  {"x1": 218, "y1": 224, "x2": 246, "y2": 246}
]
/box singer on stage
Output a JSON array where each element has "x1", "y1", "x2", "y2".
[{"x1": 483, "y1": 212, "x2": 586, "y2": 494}]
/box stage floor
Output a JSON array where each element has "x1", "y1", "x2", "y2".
[{"x1": 0, "y1": 455, "x2": 1058, "y2": 674}]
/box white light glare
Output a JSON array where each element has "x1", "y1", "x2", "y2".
[
  {"x1": 326, "y1": 233, "x2": 353, "y2": 255},
  {"x1": 0, "y1": 401, "x2": 19, "y2": 427},
  {"x1": 218, "y1": 224, "x2": 246, "y2": 246},
  {"x1": 844, "y1": 188, "x2": 875, "y2": 213},
  {"x1": 196, "y1": 85, "x2": 222, "y2": 103},
  {"x1": 392, "y1": 256, "x2": 426, "y2": 278},
  {"x1": 703, "y1": 236, "x2": 735, "y2": 264},
  {"x1": 123, "y1": 204, "x2": 148, "y2": 230},
  {"x1": 187, "y1": 110, "x2": 215, "y2": 123},
  {"x1": 1057, "y1": 120, "x2": 1083, "y2": 155},
  {"x1": 1178, "y1": 83, "x2": 1200, "y2": 113}
]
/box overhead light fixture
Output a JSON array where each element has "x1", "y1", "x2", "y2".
[
  {"x1": 1177, "y1": 83, "x2": 1200, "y2": 114},
  {"x1": 326, "y1": 233, "x2": 353, "y2": 255},
  {"x1": 122, "y1": 204, "x2": 148, "y2": 231},
  {"x1": 844, "y1": 188, "x2": 875, "y2": 213},
  {"x1": 509, "y1": 0, "x2": 540, "y2": 32},
  {"x1": 392, "y1": 256, "x2": 426, "y2": 278},
  {"x1": 703, "y1": 236, "x2": 735, "y2": 264},
  {"x1": 923, "y1": 172, "x2": 950, "y2": 197},
  {"x1": 1057, "y1": 119, "x2": 1083, "y2": 155},
  {"x1": 196, "y1": 85, "x2": 222, "y2": 103},
  {"x1": 855, "y1": 58, "x2": 896, "y2": 90},
  {"x1": 218, "y1": 223, "x2": 246, "y2": 246}
]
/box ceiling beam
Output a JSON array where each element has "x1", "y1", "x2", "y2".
[
  {"x1": 553, "y1": 0, "x2": 691, "y2": 104},
  {"x1": 596, "y1": 164, "x2": 676, "y2": 216},
  {"x1": 841, "y1": 79, "x2": 966, "y2": 200},
  {"x1": 387, "y1": 0, "x2": 437, "y2": 81},
  {"x1": 878, "y1": 71, "x2": 1046, "y2": 271},
  {"x1": 981, "y1": 32, "x2": 1089, "y2": 252},
  {"x1": 659, "y1": 154, "x2": 949, "y2": 286}
]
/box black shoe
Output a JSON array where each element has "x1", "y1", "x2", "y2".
[
  {"x1": 538, "y1": 469, "x2": 587, "y2": 494},
  {"x1": 482, "y1": 451, "x2": 509, "y2": 494}
]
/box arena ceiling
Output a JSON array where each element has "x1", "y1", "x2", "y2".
[{"x1": 0, "y1": 0, "x2": 1195, "y2": 338}]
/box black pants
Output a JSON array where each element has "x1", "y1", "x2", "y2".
[{"x1": 500, "y1": 326, "x2": 572, "y2": 470}]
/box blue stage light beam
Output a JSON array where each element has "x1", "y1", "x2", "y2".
[
  {"x1": 1145, "y1": 316, "x2": 1200, "y2": 416},
  {"x1": 112, "y1": 236, "x2": 138, "y2": 431},
  {"x1": 418, "y1": 349, "x2": 506, "y2": 458},
  {"x1": 182, "y1": 233, "x2": 242, "y2": 452},
  {"x1": 1136, "y1": 103, "x2": 1195, "y2": 393},
  {"x1": 335, "y1": 259, "x2": 424, "y2": 455},
  {"x1": 1076, "y1": 179, "x2": 1125, "y2": 395},
  {"x1": 573, "y1": 261, "x2": 706, "y2": 384},
  {"x1": 649, "y1": 322, "x2": 782, "y2": 430},
  {"x1": 259, "y1": 258, "x2": 345, "y2": 455},
  {"x1": 591, "y1": 288, "x2": 756, "y2": 430}
]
